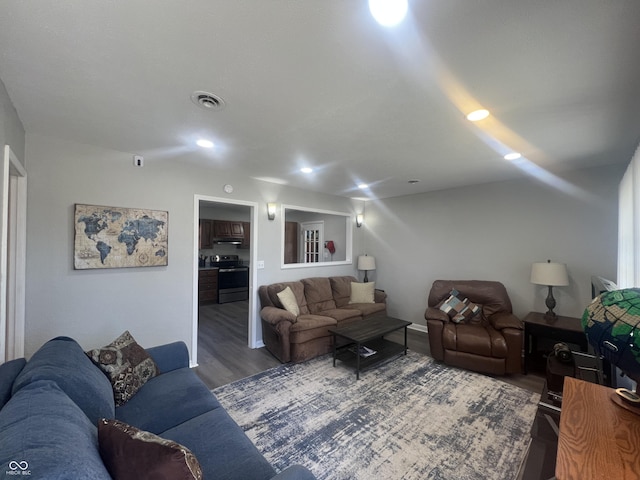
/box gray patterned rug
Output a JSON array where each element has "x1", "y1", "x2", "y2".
[{"x1": 212, "y1": 352, "x2": 539, "y2": 480}]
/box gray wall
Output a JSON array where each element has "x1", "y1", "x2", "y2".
[
  {"x1": 21, "y1": 132, "x2": 625, "y2": 357},
  {"x1": 24, "y1": 133, "x2": 361, "y2": 357},
  {"x1": 363, "y1": 165, "x2": 623, "y2": 327},
  {"x1": 0, "y1": 77, "x2": 25, "y2": 167}
]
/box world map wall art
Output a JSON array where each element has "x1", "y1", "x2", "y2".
[{"x1": 74, "y1": 204, "x2": 168, "y2": 269}]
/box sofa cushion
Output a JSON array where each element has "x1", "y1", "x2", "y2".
[
  {"x1": 12, "y1": 336, "x2": 115, "y2": 424},
  {"x1": 289, "y1": 315, "x2": 337, "y2": 344},
  {"x1": 98, "y1": 418, "x2": 203, "y2": 480},
  {"x1": 439, "y1": 289, "x2": 480, "y2": 323},
  {"x1": 0, "y1": 357, "x2": 25, "y2": 409},
  {"x1": 0, "y1": 379, "x2": 112, "y2": 479},
  {"x1": 161, "y1": 408, "x2": 276, "y2": 480},
  {"x1": 116, "y1": 367, "x2": 221, "y2": 434},
  {"x1": 86, "y1": 330, "x2": 159, "y2": 407},
  {"x1": 302, "y1": 277, "x2": 337, "y2": 314},
  {"x1": 329, "y1": 275, "x2": 359, "y2": 307},
  {"x1": 346, "y1": 302, "x2": 386, "y2": 317},
  {"x1": 349, "y1": 281, "x2": 375, "y2": 304},
  {"x1": 268, "y1": 282, "x2": 309, "y2": 315},
  {"x1": 277, "y1": 286, "x2": 300, "y2": 316}
]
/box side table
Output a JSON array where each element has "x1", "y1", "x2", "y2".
[{"x1": 523, "y1": 311, "x2": 588, "y2": 374}]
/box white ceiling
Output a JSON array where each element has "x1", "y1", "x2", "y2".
[{"x1": 1, "y1": 1, "x2": 639, "y2": 199}]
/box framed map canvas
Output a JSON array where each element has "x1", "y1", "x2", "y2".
[{"x1": 74, "y1": 204, "x2": 168, "y2": 269}]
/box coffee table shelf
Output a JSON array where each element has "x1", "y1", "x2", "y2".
[{"x1": 329, "y1": 316, "x2": 411, "y2": 380}]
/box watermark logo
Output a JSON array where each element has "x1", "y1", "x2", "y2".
[{"x1": 5, "y1": 461, "x2": 30, "y2": 476}]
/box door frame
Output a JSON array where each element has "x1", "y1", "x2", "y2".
[
  {"x1": 1, "y1": 145, "x2": 27, "y2": 363},
  {"x1": 192, "y1": 195, "x2": 259, "y2": 367}
]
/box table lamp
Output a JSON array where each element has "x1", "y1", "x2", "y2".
[
  {"x1": 531, "y1": 259, "x2": 569, "y2": 321},
  {"x1": 357, "y1": 255, "x2": 376, "y2": 283}
]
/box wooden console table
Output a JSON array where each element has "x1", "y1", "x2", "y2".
[{"x1": 556, "y1": 377, "x2": 640, "y2": 479}]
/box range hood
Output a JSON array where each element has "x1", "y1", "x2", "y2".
[{"x1": 214, "y1": 239, "x2": 242, "y2": 245}]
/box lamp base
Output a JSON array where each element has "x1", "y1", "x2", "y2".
[
  {"x1": 544, "y1": 310, "x2": 558, "y2": 323},
  {"x1": 363, "y1": 271, "x2": 369, "y2": 283}
]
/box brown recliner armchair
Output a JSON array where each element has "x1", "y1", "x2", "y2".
[{"x1": 425, "y1": 280, "x2": 523, "y2": 375}]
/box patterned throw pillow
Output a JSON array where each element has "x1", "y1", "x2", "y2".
[
  {"x1": 439, "y1": 289, "x2": 481, "y2": 324},
  {"x1": 98, "y1": 418, "x2": 203, "y2": 480},
  {"x1": 277, "y1": 286, "x2": 300, "y2": 316},
  {"x1": 86, "y1": 331, "x2": 158, "y2": 406}
]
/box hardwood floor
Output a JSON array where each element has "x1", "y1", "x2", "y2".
[
  {"x1": 195, "y1": 301, "x2": 546, "y2": 395},
  {"x1": 195, "y1": 301, "x2": 280, "y2": 389}
]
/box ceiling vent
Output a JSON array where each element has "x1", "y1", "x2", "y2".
[{"x1": 191, "y1": 91, "x2": 225, "y2": 111}]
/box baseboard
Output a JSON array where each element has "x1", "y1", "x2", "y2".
[{"x1": 408, "y1": 323, "x2": 428, "y2": 334}]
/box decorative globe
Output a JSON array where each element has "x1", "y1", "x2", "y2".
[{"x1": 582, "y1": 288, "x2": 640, "y2": 383}]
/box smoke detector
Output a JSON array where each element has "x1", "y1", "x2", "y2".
[{"x1": 191, "y1": 91, "x2": 225, "y2": 111}]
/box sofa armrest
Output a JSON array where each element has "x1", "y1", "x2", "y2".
[
  {"x1": 374, "y1": 289, "x2": 387, "y2": 304},
  {"x1": 488, "y1": 312, "x2": 523, "y2": 331},
  {"x1": 425, "y1": 307, "x2": 449, "y2": 323},
  {"x1": 271, "y1": 465, "x2": 317, "y2": 480},
  {"x1": 261, "y1": 306, "x2": 297, "y2": 325},
  {"x1": 146, "y1": 341, "x2": 189, "y2": 373}
]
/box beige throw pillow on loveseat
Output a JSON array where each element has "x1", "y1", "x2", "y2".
[
  {"x1": 277, "y1": 286, "x2": 300, "y2": 316},
  {"x1": 349, "y1": 282, "x2": 375, "y2": 304}
]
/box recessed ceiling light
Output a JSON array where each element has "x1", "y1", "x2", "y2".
[
  {"x1": 408, "y1": 179, "x2": 420, "y2": 184},
  {"x1": 358, "y1": 183, "x2": 369, "y2": 189},
  {"x1": 369, "y1": 0, "x2": 408, "y2": 27},
  {"x1": 466, "y1": 109, "x2": 490, "y2": 122},
  {"x1": 300, "y1": 167, "x2": 313, "y2": 174},
  {"x1": 196, "y1": 139, "x2": 214, "y2": 148},
  {"x1": 504, "y1": 152, "x2": 522, "y2": 161}
]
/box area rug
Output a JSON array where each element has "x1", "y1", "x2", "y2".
[{"x1": 212, "y1": 352, "x2": 539, "y2": 480}]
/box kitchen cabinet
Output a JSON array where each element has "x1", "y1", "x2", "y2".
[
  {"x1": 284, "y1": 221, "x2": 299, "y2": 264},
  {"x1": 199, "y1": 220, "x2": 214, "y2": 249},
  {"x1": 239, "y1": 222, "x2": 250, "y2": 249},
  {"x1": 213, "y1": 221, "x2": 244, "y2": 239},
  {"x1": 199, "y1": 269, "x2": 218, "y2": 304}
]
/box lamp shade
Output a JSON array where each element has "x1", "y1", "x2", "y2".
[
  {"x1": 357, "y1": 255, "x2": 376, "y2": 271},
  {"x1": 530, "y1": 261, "x2": 569, "y2": 286}
]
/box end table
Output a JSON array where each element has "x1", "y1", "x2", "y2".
[{"x1": 523, "y1": 311, "x2": 588, "y2": 374}]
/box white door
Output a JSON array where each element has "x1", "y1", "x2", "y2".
[
  {"x1": 1, "y1": 145, "x2": 27, "y2": 363},
  {"x1": 300, "y1": 221, "x2": 324, "y2": 263}
]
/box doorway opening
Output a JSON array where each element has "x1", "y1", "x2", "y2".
[{"x1": 192, "y1": 195, "x2": 258, "y2": 369}]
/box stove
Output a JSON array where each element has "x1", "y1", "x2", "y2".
[{"x1": 210, "y1": 255, "x2": 249, "y2": 303}]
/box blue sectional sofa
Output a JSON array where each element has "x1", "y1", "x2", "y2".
[{"x1": 0, "y1": 336, "x2": 316, "y2": 480}]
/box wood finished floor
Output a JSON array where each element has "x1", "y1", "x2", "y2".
[{"x1": 194, "y1": 300, "x2": 546, "y2": 396}]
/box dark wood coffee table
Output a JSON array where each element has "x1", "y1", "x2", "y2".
[{"x1": 329, "y1": 316, "x2": 411, "y2": 380}]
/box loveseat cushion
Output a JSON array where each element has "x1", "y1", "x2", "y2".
[
  {"x1": 0, "y1": 357, "x2": 25, "y2": 409},
  {"x1": 161, "y1": 407, "x2": 276, "y2": 480},
  {"x1": 0, "y1": 379, "x2": 112, "y2": 479},
  {"x1": 302, "y1": 277, "x2": 337, "y2": 314},
  {"x1": 116, "y1": 367, "x2": 221, "y2": 434},
  {"x1": 12, "y1": 336, "x2": 115, "y2": 424}
]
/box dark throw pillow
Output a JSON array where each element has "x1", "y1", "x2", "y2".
[
  {"x1": 439, "y1": 289, "x2": 481, "y2": 324},
  {"x1": 98, "y1": 418, "x2": 203, "y2": 480},
  {"x1": 86, "y1": 331, "x2": 158, "y2": 406}
]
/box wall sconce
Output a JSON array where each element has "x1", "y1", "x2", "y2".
[
  {"x1": 356, "y1": 213, "x2": 364, "y2": 228},
  {"x1": 267, "y1": 203, "x2": 277, "y2": 221}
]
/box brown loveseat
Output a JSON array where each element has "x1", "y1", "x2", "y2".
[
  {"x1": 424, "y1": 280, "x2": 523, "y2": 375},
  {"x1": 259, "y1": 276, "x2": 387, "y2": 363}
]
